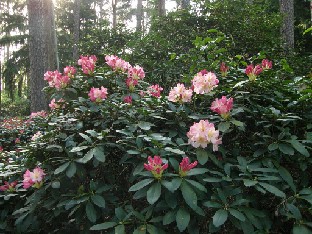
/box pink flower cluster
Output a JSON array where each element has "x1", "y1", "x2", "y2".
[
  {"x1": 147, "y1": 84, "x2": 163, "y2": 98},
  {"x1": 105, "y1": 55, "x2": 131, "y2": 72},
  {"x1": 179, "y1": 157, "x2": 198, "y2": 177},
  {"x1": 144, "y1": 156, "x2": 168, "y2": 179},
  {"x1": 30, "y1": 111, "x2": 47, "y2": 119},
  {"x1": 124, "y1": 96, "x2": 132, "y2": 104},
  {"x1": 63, "y1": 66, "x2": 76, "y2": 78},
  {"x1": 128, "y1": 65, "x2": 145, "y2": 80},
  {"x1": 23, "y1": 167, "x2": 45, "y2": 189},
  {"x1": 187, "y1": 120, "x2": 222, "y2": 151},
  {"x1": 49, "y1": 98, "x2": 65, "y2": 110},
  {"x1": 220, "y1": 62, "x2": 229, "y2": 77},
  {"x1": 44, "y1": 70, "x2": 72, "y2": 90},
  {"x1": 0, "y1": 181, "x2": 17, "y2": 192},
  {"x1": 192, "y1": 70, "x2": 219, "y2": 94},
  {"x1": 78, "y1": 55, "x2": 97, "y2": 75},
  {"x1": 210, "y1": 96, "x2": 234, "y2": 119},
  {"x1": 31, "y1": 131, "x2": 43, "y2": 141},
  {"x1": 168, "y1": 83, "x2": 193, "y2": 103},
  {"x1": 88, "y1": 86, "x2": 108, "y2": 102},
  {"x1": 245, "y1": 59, "x2": 272, "y2": 81}
]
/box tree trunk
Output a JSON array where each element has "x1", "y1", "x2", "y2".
[
  {"x1": 112, "y1": 0, "x2": 117, "y2": 28},
  {"x1": 136, "y1": 0, "x2": 143, "y2": 32},
  {"x1": 73, "y1": 0, "x2": 81, "y2": 62},
  {"x1": 310, "y1": 1, "x2": 312, "y2": 22},
  {"x1": 156, "y1": 0, "x2": 165, "y2": 16},
  {"x1": 279, "y1": 0, "x2": 294, "y2": 54},
  {"x1": 181, "y1": 0, "x2": 190, "y2": 10},
  {"x1": 27, "y1": 0, "x2": 57, "y2": 112}
]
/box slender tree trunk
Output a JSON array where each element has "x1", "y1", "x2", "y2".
[
  {"x1": 181, "y1": 0, "x2": 190, "y2": 9},
  {"x1": 27, "y1": 0, "x2": 57, "y2": 112},
  {"x1": 136, "y1": 0, "x2": 143, "y2": 32},
  {"x1": 112, "y1": 0, "x2": 117, "y2": 28},
  {"x1": 279, "y1": 0, "x2": 294, "y2": 54},
  {"x1": 156, "y1": 0, "x2": 165, "y2": 16},
  {"x1": 73, "y1": 0, "x2": 81, "y2": 62},
  {"x1": 310, "y1": 1, "x2": 312, "y2": 22}
]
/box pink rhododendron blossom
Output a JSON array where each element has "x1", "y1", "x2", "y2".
[
  {"x1": 126, "y1": 78, "x2": 138, "y2": 92},
  {"x1": 0, "y1": 181, "x2": 17, "y2": 192},
  {"x1": 128, "y1": 65, "x2": 145, "y2": 80},
  {"x1": 124, "y1": 96, "x2": 132, "y2": 104},
  {"x1": 63, "y1": 66, "x2": 76, "y2": 78},
  {"x1": 44, "y1": 70, "x2": 71, "y2": 90},
  {"x1": 220, "y1": 62, "x2": 229, "y2": 77},
  {"x1": 15, "y1": 138, "x2": 20, "y2": 144},
  {"x1": 30, "y1": 111, "x2": 47, "y2": 119},
  {"x1": 105, "y1": 55, "x2": 130, "y2": 72},
  {"x1": 261, "y1": 59, "x2": 272, "y2": 70},
  {"x1": 245, "y1": 64, "x2": 263, "y2": 81},
  {"x1": 139, "y1": 91, "x2": 146, "y2": 97},
  {"x1": 31, "y1": 131, "x2": 43, "y2": 141},
  {"x1": 147, "y1": 84, "x2": 163, "y2": 98},
  {"x1": 199, "y1": 69, "x2": 208, "y2": 75},
  {"x1": 192, "y1": 71, "x2": 219, "y2": 94},
  {"x1": 144, "y1": 156, "x2": 168, "y2": 179},
  {"x1": 78, "y1": 55, "x2": 97, "y2": 74},
  {"x1": 179, "y1": 157, "x2": 198, "y2": 177},
  {"x1": 88, "y1": 87, "x2": 108, "y2": 102},
  {"x1": 187, "y1": 120, "x2": 222, "y2": 151},
  {"x1": 168, "y1": 83, "x2": 193, "y2": 103},
  {"x1": 210, "y1": 96, "x2": 234, "y2": 119},
  {"x1": 0, "y1": 146, "x2": 3, "y2": 152},
  {"x1": 23, "y1": 167, "x2": 45, "y2": 189},
  {"x1": 49, "y1": 98, "x2": 65, "y2": 110}
]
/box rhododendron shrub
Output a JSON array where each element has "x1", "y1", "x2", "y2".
[{"x1": 1, "y1": 51, "x2": 311, "y2": 234}]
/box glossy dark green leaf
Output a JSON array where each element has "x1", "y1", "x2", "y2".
[
  {"x1": 176, "y1": 208, "x2": 190, "y2": 232},
  {"x1": 129, "y1": 178, "x2": 154, "y2": 192},
  {"x1": 90, "y1": 222, "x2": 117, "y2": 231},
  {"x1": 212, "y1": 209, "x2": 228, "y2": 227},
  {"x1": 147, "y1": 182, "x2": 161, "y2": 204},
  {"x1": 86, "y1": 202, "x2": 97, "y2": 223}
]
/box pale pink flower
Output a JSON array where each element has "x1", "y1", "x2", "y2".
[
  {"x1": 261, "y1": 59, "x2": 272, "y2": 70},
  {"x1": 168, "y1": 83, "x2": 193, "y2": 103},
  {"x1": 31, "y1": 131, "x2": 43, "y2": 141},
  {"x1": 23, "y1": 167, "x2": 45, "y2": 189},
  {"x1": 245, "y1": 64, "x2": 263, "y2": 81},
  {"x1": 78, "y1": 55, "x2": 97, "y2": 74},
  {"x1": 0, "y1": 181, "x2": 17, "y2": 192},
  {"x1": 192, "y1": 71, "x2": 219, "y2": 94},
  {"x1": 88, "y1": 86, "x2": 108, "y2": 102},
  {"x1": 30, "y1": 111, "x2": 47, "y2": 119},
  {"x1": 187, "y1": 120, "x2": 222, "y2": 151},
  {"x1": 63, "y1": 66, "x2": 76, "y2": 78},
  {"x1": 44, "y1": 70, "x2": 62, "y2": 87},
  {"x1": 0, "y1": 146, "x2": 3, "y2": 152},
  {"x1": 220, "y1": 62, "x2": 229, "y2": 77},
  {"x1": 105, "y1": 55, "x2": 130, "y2": 72},
  {"x1": 147, "y1": 84, "x2": 163, "y2": 98},
  {"x1": 15, "y1": 138, "x2": 20, "y2": 144},
  {"x1": 126, "y1": 78, "x2": 138, "y2": 92},
  {"x1": 144, "y1": 156, "x2": 168, "y2": 179},
  {"x1": 128, "y1": 65, "x2": 145, "y2": 80},
  {"x1": 124, "y1": 96, "x2": 132, "y2": 104},
  {"x1": 179, "y1": 157, "x2": 198, "y2": 177},
  {"x1": 210, "y1": 96, "x2": 234, "y2": 119},
  {"x1": 49, "y1": 98, "x2": 65, "y2": 110}
]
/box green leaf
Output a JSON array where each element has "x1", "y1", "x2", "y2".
[
  {"x1": 129, "y1": 178, "x2": 154, "y2": 192},
  {"x1": 91, "y1": 195, "x2": 106, "y2": 208},
  {"x1": 181, "y1": 181, "x2": 197, "y2": 210},
  {"x1": 54, "y1": 162, "x2": 70, "y2": 175},
  {"x1": 212, "y1": 209, "x2": 228, "y2": 227},
  {"x1": 147, "y1": 182, "x2": 161, "y2": 205},
  {"x1": 231, "y1": 120, "x2": 244, "y2": 127},
  {"x1": 243, "y1": 179, "x2": 258, "y2": 187},
  {"x1": 76, "y1": 149, "x2": 94, "y2": 164},
  {"x1": 51, "y1": 181, "x2": 60, "y2": 188},
  {"x1": 185, "y1": 179, "x2": 207, "y2": 192},
  {"x1": 202, "y1": 201, "x2": 222, "y2": 208},
  {"x1": 70, "y1": 146, "x2": 89, "y2": 152},
  {"x1": 278, "y1": 166, "x2": 296, "y2": 192},
  {"x1": 79, "y1": 133, "x2": 92, "y2": 143},
  {"x1": 176, "y1": 208, "x2": 190, "y2": 232},
  {"x1": 196, "y1": 148, "x2": 209, "y2": 165},
  {"x1": 161, "y1": 178, "x2": 182, "y2": 192},
  {"x1": 138, "y1": 121, "x2": 154, "y2": 130},
  {"x1": 218, "y1": 122, "x2": 231, "y2": 132},
  {"x1": 187, "y1": 168, "x2": 209, "y2": 176},
  {"x1": 163, "y1": 210, "x2": 176, "y2": 225},
  {"x1": 66, "y1": 162, "x2": 76, "y2": 178},
  {"x1": 286, "y1": 203, "x2": 302, "y2": 220},
  {"x1": 229, "y1": 208, "x2": 246, "y2": 221},
  {"x1": 292, "y1": 225, "x2": 312, "y2": 234},
  {"x1": 203, "y1": 177, "x2": 222, "y2": 182},
  {"x1": 278, "y1": 143, "x2": 294, "y2": 155},
  {"x1": 115, "y1": 224, "x2": 125, "y2": 234},
  {"x1": 268, "y1": 143, "x2": 278, "y2": 151},
  {"x1": 259, "y1": 182, "x2": 286, "y2": 198},
  {"x1": 288, "y1": 139, "x2": 310, "y2": 157},
  {"x1": 86, "y1": 202, "x2": 97, "y2": 223},
  {"x1": 164, "y1": 147, "x2": 185, "y2": 155},
  {"x1": 90, "y1": 222, "x2": 117, "y2": 231},
  {"x1": 93, "y1": 147, "x2": 106, "y2": 162}
]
